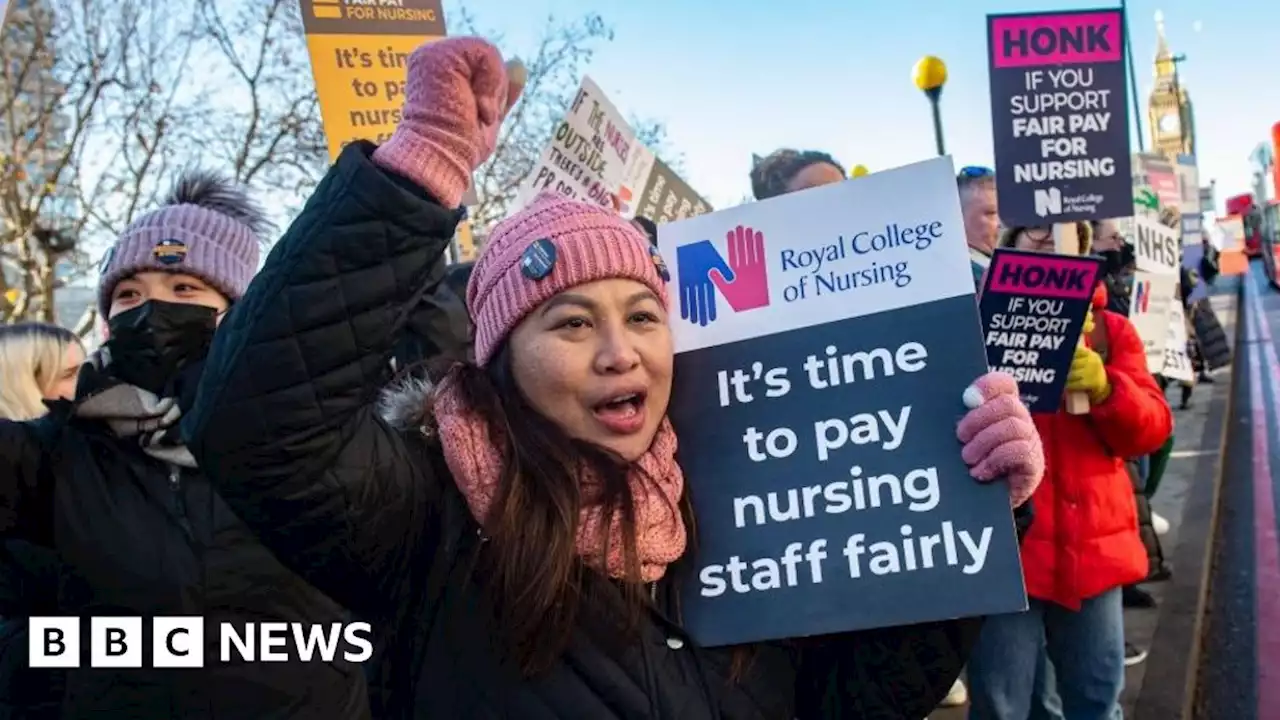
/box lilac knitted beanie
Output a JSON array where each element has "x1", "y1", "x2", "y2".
[
  {"x1": 97, "y1": 171, "x2": 267, "y2": 316},
  {"x1": 467, "y1": 190, "x2": 671, "y2": 367}
]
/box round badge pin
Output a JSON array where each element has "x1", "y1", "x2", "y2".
[
  {"x1": 521, "y1": 238, "x2": 557, "y2": 281},
  {"x1": 649, "y1": 244, "x2": 670, "y2": 283},
  {"x1": 152, "y1": 238, "x2": 188, "y2": 266}
]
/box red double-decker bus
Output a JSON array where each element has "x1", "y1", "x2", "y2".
[{"x1": 1225, "y1": 193, "x2": 1265, "y2": 257}]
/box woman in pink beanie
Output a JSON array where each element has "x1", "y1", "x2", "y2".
[{"x1": 186, "y1": 36, "x2": 1044, "y2": 719}]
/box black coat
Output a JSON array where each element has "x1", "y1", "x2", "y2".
[
  {"x1": 0, "y1": 540, "x2": 63, "y2": 719},
  {"x1": 0, "y1": 376, "x2": 370, "y2": 718},
  {"x1": 186, "y1": 142, "x2": 995, "y2": 719},
  {"x1": 1189, "y1": 301, "x2": 1231, "y2": 371}
]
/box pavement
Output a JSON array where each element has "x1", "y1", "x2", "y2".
[{"x1": 928, "y1": 278, "x2": 1240, "y2": 720}]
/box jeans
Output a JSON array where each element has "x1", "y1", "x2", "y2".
[
  {"x1": 1136, "y1": 455, "x2": 1151, "y2": 493},
  {"x1": 1029, "y1": 651, "x2": 1064, "y2": 720},
  {"x1": 967, "y1": 588, "x2": 1125, "y2": 720}
]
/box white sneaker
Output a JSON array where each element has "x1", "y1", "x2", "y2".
[
  {"x1": 939, "y1": 678, "x2": 968, "y2": 707},
  {"x1": 1152, "y1": 512, "x2": 1170, "y2": 536},
  {"x1": 1124, "y1": 642, "x2": 1149, "y2": 667}
]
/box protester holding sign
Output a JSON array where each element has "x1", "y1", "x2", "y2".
[
  {"x1": 968, "y1": 225, "x2": 1173, "y2": 720},
  {"x1": 0, "y1": 174, "x2": 372, "y2": 718},
  {"x1": 958, "y1": 166, "x2": 1001, "y2": 287},
  {"x1": 185, "y1": 37, "x2": 1047, "y2": 719}
]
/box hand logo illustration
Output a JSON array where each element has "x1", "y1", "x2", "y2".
[
  {"x1": 676, "y1": 225, "x2": 771, "y2": 327},
  {"x1": 677, "y1": 241, "x2": 734, "y2": 327},
  {"x1": 710, "y1": 226, "x2": 770, "y2": 313}
]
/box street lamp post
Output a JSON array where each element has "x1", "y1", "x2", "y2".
[{"x1": 913, "y1": 56, "x2": 948, "y2": 156}]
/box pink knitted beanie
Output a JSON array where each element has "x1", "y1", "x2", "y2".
[
  {"x1": 98, "y1": 171, "x2": 266, "y2": 316},
  {"x1": 467, "y1": 190, "x2": 671, "y2": 367}
]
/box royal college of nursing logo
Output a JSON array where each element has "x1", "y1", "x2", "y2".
[{"x1": 675, "y1": 225, "x2": 771, "y2": 327}]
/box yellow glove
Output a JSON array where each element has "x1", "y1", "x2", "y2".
[
  {"x1": 1082, "y1": 308, "x2": 1096, "y2": 336},
  {"x1": 1066, "y1": 343, "x2": 1110, "y2": 404}
]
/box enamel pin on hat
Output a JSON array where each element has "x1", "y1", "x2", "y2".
[
  {"x1": 521, "y1": 238, "x2": 557, "y2": 281},
  {"x1": 153, "y1": 238, "x2": 188, "y2": 266}
]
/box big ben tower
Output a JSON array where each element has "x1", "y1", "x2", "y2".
[{"x1": 1148, "y1": 10, "x2": 1196, "y2": 158}]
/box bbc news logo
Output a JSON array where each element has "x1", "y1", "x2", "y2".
[{"x1": 29, "y1": 617, "x2": 373, "y2": 668}]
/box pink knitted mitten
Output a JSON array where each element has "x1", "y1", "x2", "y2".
[
  {"x1": 372, "y1": 37, "x2": 517, "y2": 207},
  {"x1": 956, "y1": 371, "x2": 1045, "y2": 508}
]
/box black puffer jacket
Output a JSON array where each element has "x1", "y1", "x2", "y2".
[
  {"x1": 187, "y1": 142, "x2": 990, "y2": 719},
  {"x1": 0, "y1": 540, "x2": 63, "y2": 719},
  {"x1": 0, "y1": 372, "x2": 370, "y2": 717}
]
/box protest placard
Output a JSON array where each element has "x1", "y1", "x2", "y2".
[
  {"x1": 1135, "y1": 153, "x2": 1180, "y2": 214},
  {"x1": 1128, "y1": 271, "x2": 1178, "y2": 373},
  {"x1": 517, "y1": 77, "x2": 712, "y2": 223},
  {"x1": 1133, "y1": 215, "x2": 1181, "y2": 275},
  {"x1": 635, "y1": 155, "x2": 712, "y2": 224},
  {"x1": 979, "y1": 249, "x2": 1101, "y2": 413},
  {"x1": 518, "y1": 77, "x2": 634, "y2": 210},
  {"x1": 987, "y1": 9, "x2": 1132, "y2": 227},
  {"x1": 1161, "y1": 301, "x2": 1194, "y2": 382},
  {"x1": 1131, "y1": 208, "x2": 1177, "y2": 368},
  {"x1": 658, "y1": 157, "x2": 1026, "y2": 647},
  {"x1": 299, "y1": 0, "x2": 444, "y2": 160},
  {"x1": 1218, "y1": 217, "x2": 1245, "y2": 248}
]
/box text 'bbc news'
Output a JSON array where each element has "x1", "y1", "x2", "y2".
[{"x1": 29, "y1": 617, "x2": 373, "y2": 668}]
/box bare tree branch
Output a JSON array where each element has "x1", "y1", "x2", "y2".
[
  {"x1": 2, "y1": 0, "x2": 326, "y2": 323},
  {"x1": 196, "y1": 0, "x2": 326, "y2": 212},
  {"x1": 0, "y1": 0, "x2": 206, "y2": 321}
]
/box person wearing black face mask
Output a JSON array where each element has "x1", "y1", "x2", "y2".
[
  {"x1": 0, "y1": 171, "x2": 374, "y2": 719},
  {"x1": 1089, "y1": 219, "x2": 1137, "y2": 316}
]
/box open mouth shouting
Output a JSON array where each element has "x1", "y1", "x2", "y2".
[{"x1": 592, "y1": 389, "x2": 649, "y2": 435}]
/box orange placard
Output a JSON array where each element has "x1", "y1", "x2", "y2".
[{"x1": 298, "y1": 0, "x2": 445, "y2": 161}]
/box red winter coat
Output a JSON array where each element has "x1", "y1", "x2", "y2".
[{"x1": 1019, "y1": 295, "x2": 1173, "y2": 610}]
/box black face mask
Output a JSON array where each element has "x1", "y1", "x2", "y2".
[
  {"x1": 105, "y1": 300, "x2": 218, "y2": 396},
  {"x1": 1096, "y1": 249, "x2": 1124, "y2": 275}
]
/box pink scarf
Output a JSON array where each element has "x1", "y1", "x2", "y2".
[{"x1": 431, "y1": 375, "x2": 688, "y2": 583}]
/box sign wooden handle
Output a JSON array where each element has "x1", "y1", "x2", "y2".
[
  {"x1": 1065, "y1": 390, "x2": 1091, "y2": 414},
  {"x1": 1054, "y1": 222, "x2": 1092, "y2": 415}
]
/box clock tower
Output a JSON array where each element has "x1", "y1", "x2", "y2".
[{"x1": 1147, "y1": 11, "x2": 1196, "y2": 158}]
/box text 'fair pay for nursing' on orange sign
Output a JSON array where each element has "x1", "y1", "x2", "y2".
[{"x1": 299, "y1": 0, "x2": 445, "y2": 161}]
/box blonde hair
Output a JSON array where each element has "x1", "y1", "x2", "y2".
[{"x1": 0, "y1": 322, "x2": 83, "y2": 420}]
